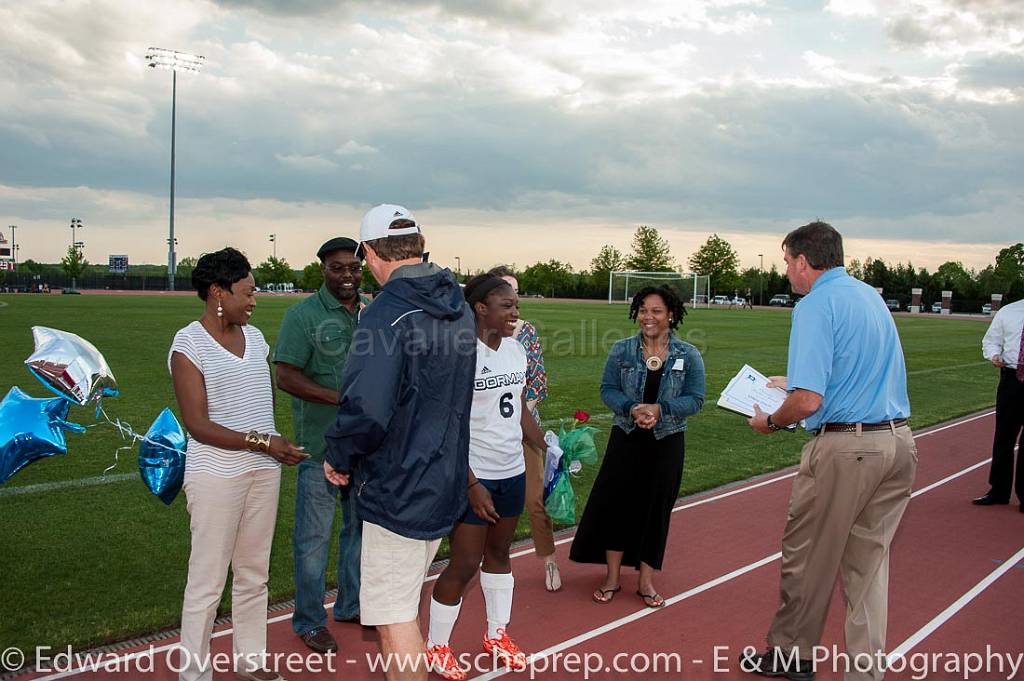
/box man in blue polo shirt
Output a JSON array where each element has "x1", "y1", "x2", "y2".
[
  {"x1": 274, "y1": 237, "x2": 369, "y2": 654},
  {"x1": 741, "y1": 221, "x2": 915, "y2": 681}
]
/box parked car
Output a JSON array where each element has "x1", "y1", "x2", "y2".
[
  {"x1": 931, "y1": 302, "x2": 942, "y2": 313},
  {"x1": 731, "y1": 296, "x2": 745, "y2": 306},
  {"x1": 712, "y1": 295, "x2": 730, "y2": 305},
  {"x1": 885, "y1": 299, "x2": 901, "y2": 311},
  {"x1": 768, "y1": 294, "x2": 793, "y2": 307},
  {"x1": 982, "y1": 303, "x2": 992, "y2": 315}
]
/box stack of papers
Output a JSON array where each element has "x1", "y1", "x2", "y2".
[{"x1": 717, "y1": 364, "x2": 788, "y2": 418}]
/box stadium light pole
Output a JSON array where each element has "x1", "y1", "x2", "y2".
[
  {"x1": 8, "y1": 225, "x2": 16, "y2": 265},
  {"x1": 146, "y1": 47, "x2": 205, "y2": 292},
  {"x1": 455, "y1": 256, "x2": 461, "y2": 276},
  {"x1": 758, "y1": 253, "x2": 764, "y2": 306},
  {"x1": 70, "y1": 218, "x2": 82, "y2": 251},
  {"x1": 269, "y1": 233, "x2": 277, "y2": 259}
]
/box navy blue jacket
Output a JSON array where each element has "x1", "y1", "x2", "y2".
[{"x1": 324, "y1": 264, "x2": 476, "y2": 540}]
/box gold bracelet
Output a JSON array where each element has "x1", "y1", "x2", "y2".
[{"x1": 244, "y1": 430, "x2": 272, "y2": 452}]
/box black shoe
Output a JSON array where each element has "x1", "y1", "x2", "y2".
[
  {"x1": 739, "y1": 649, "x2": 815, "y2": 681},
  {"x1": 299, "y1": 626, "x2": 338, "y2": 654},
  {"x1": 972, "y1": 494, "x2": 1010, "y2": 506}
]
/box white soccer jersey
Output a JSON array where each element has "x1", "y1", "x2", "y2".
[{"x1": 469, "y1": 337, "x2": 528, "y2": 479}]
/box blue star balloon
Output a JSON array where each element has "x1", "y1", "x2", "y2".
[
  {"x1": 137, "y1": 408, "x2": 187, "y2": 505},
  {"x1": 0, "y1": 386, "x2": 83, "y2": 485}
]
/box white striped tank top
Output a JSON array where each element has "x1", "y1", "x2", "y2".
[{"x1": 168, "y1": 320, "x2": 280, "y2": 478}]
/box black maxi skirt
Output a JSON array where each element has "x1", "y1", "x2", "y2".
[{"x1": 569, "y1": 425, "x2": 685, "y2": 570}]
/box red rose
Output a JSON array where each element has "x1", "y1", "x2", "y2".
[{"x1": 574, "y1": 410, "x2": 590, "y2": 424}]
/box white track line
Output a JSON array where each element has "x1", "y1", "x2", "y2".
[
  {"x1": 888, "y1": 545, "x2": 1024, "y2": 663},
  {"x1": 469, "y1": 456, "x2": 992, "y2": 680},
  {"x1": 471, "y1": 551, "x2": 784, "y2": 681},
  {"x1": 32, "y1": 412, "x2": 996, "y2": 681}
]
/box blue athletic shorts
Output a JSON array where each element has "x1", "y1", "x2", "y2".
[{"x1": 460, "y1": 472, "x2": 526, "y2": 525}]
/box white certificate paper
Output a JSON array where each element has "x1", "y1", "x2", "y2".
[{"x1": 717, "y1": 364, "x2": 788, "y2": 418}]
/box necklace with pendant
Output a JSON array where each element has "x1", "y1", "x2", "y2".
[{"x1": 643, "y1": 339, "x2": 666, "y2": 371}]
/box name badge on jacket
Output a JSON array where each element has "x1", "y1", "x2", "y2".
[{"x1": 671, "y1": 358, "x2": 685, "y2": 371}]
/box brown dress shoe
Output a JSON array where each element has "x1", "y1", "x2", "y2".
[{"x1": 300, "y1": 626, "x2": 338, "y2": 653}]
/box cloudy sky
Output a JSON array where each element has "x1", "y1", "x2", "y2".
[{"x1": 1, "y1": 0, "x2": 1022, "y2": 274}]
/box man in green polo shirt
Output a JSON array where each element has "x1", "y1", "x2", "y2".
[{"x1": 274, "y1": 236, "x2": 369, "y2": 655}]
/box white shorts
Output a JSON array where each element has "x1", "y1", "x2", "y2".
[{"x1": 360, "y1": 521, "x2": 442, "y2": 626}]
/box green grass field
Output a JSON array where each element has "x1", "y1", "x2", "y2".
[{"x1": 0, "y1": 293, "x2": 996, "y2": 654}]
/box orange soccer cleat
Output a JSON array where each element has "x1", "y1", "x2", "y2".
[
  {"x1": 482, "y1": 628, "x2": 527, "y2": 670},
  {"x1": 425, "y1": 643, "x2": 467, "y2": 681}
]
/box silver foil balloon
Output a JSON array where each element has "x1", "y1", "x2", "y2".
[{"x1": 25, "y1": 327, "x2": 119, "y2": 406}]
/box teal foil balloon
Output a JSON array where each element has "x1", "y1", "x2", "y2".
[
  {"x1": 0, "y1": 386, "x2": 84, "y2": 485},
  {"x1": 138, "y1": 408, "x2": 186, "y2": 505}
]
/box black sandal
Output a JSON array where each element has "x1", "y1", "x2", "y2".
[
  {"x1": 592, "y1": 586, "x2": 621, "y2": 603},
  {"x1": 636, "y1": 590, "x2": 665, "y2": 608}
]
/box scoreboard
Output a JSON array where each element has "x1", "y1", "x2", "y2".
[{"x1": 109, "y1": 255, "x2": 129, "y2": 273}]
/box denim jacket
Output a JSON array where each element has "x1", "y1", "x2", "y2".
[{"x1": 600, "y1": 333, "x2": 706, "y2": 440}]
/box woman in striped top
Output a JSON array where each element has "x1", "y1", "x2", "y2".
[{"x1": 169, "y1": 247, "x2": 307, "y2": 681}]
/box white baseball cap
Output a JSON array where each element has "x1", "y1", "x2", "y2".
[{"x1": 357, "y1": 204, "x2": 420, "y2": 256}]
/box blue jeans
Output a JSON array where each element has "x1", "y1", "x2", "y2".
[{"x1": 292, "y1": 459, "x2": 362, "y2": 635}]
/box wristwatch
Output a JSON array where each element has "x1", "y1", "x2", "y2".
[{"x1": 766, "y1": 414, "x2": 782, "y2": 432}]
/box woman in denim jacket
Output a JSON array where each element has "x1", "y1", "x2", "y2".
[{"x1": 570, "y1": 286, "x2": 705, "y2": 608}]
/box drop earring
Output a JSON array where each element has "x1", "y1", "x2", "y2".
[{"x1": 216, "y1": 300, "x2": 223, "y2": 318}]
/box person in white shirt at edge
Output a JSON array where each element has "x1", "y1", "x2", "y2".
[
  {"x1": 424, "y1": 274, "x2": 561, "y2": 681},
  {"x1": 168, "y1": 247, "x2": 307, "y2": 681},
  {"x1": 975, "y1": 296, "x2": 1024, "y2": 513}
]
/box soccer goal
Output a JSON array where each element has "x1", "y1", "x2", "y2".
[{"x1": 608, "y1": 271, "x2": 710, "y2": 308}]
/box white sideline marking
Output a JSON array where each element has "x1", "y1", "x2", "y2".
[
  {"x1": 907, "y1": 361, "x2": 989, "y2": 376},
  {"x1": 0, "y1": 473, "x2": 135, "y2": 498},
  {"x1": 31, "y1": 412, "x2": 996, "y2": 680},
  {"x1": 888, "y1": 545, "x2": 1024, "y2": 663}
]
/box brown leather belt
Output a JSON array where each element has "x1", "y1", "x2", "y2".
[{"x1": 815, "y1": 419, "x2": 908, "y2": 435}]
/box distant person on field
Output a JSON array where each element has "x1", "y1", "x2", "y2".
[
  {"x1": 323, "y1": 205, "x2": 476, "y2": 681},
  {"x1": 486, "y1": 264, "x2": 562, "y2": 592},
  {"x1": 745, "y1": 287, "x2": 754, "y2": 309},
  {"x1": 273, "y1": 237, "x2": 369, "y2": 655},
  {"x1": 570, "y1": 285, "x2": 705, "y2": 609},
  {"x1": 974, "y1": 296, "x2": 1024, "y2": 512},
  {"x1": 741, "y1": 222, "x2": 915, "y2": 681},
  {"x1": 169, "y1": 247, "x2": 307, "y2": 681}
]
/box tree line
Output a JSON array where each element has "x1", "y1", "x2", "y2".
[{"x1": 6, "y1": 230, "x2": 1022, "y2": 310}]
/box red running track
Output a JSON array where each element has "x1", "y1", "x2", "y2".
[{"x1": 21, "y1": 410, "x2": 1024, "y2": 681}]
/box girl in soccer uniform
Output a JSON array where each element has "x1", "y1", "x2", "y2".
[{"x1": 426, "y1": 274, "x2": 554, "y2": 681}]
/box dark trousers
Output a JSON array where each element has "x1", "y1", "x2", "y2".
[{"x1": 989, "y1": 369, "x2": 1024, "y2": 503}]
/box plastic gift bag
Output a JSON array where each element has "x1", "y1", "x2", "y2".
[{"x1": 544, "y1": 470, "x2": 576, "y2": 525}]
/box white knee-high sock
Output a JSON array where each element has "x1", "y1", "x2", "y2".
[
  {"x1": 427, "y1": 597, "x2": 462, "y2": 648},
  {"x1": 480, "y1": 571, "x2": 514, "y2": 640}
]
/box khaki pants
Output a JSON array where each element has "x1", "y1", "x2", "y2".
[
  {"x1": 179, "y1": 468, "x2": 281, "y2": 681},
  {"x1": 523, "y1": 440, "x2": 556, "y2": 557},
  {"x1": 767, "y1": 425, "x2": 917, "y2": 681}
]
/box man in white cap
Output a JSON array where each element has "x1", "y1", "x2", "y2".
[{"x1": 323, "y1": 205, "x2": 476, "y2": 680}]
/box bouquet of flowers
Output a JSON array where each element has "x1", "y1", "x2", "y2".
[{"x1": 543, "y1": 410, "x2": 599, "y2": 525}]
